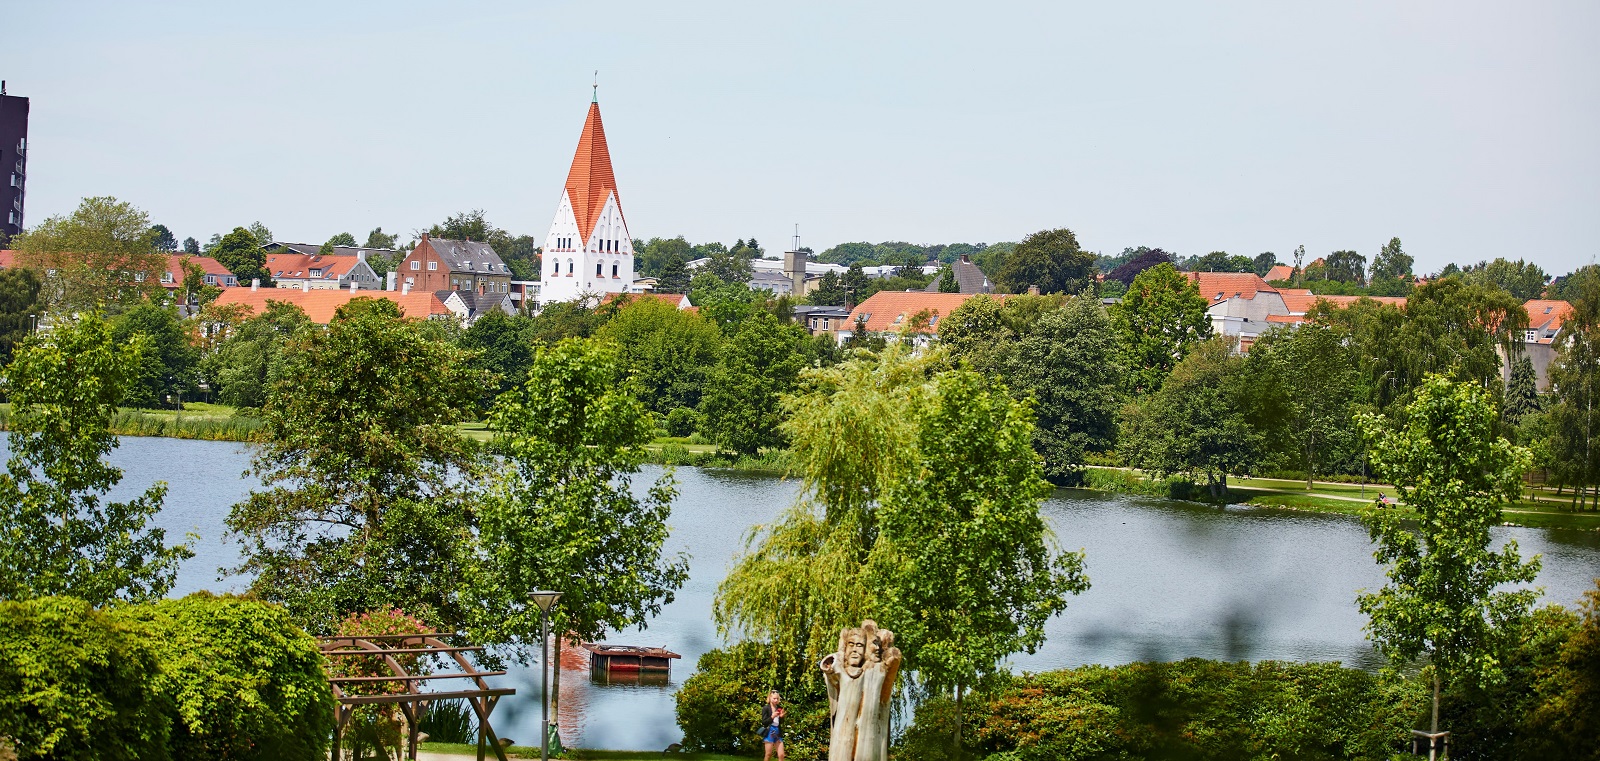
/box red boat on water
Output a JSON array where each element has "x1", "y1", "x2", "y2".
[{"x1": 580, "y1": 642, "x2": 682, "y2": 673}]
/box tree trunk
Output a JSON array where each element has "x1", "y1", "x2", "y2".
[
  {"x1": 1430, "y1": 669, "x2": 1441, "y2": 761},
  {"x1": 953, "y1": 683, "x2": 964, "y2": 755}
]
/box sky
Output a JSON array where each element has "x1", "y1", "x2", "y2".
[{"x1": 4, "y1": 0, "x2": 1598, "y2": 274}]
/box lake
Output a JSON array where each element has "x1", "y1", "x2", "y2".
[{"x1": 81, "y1": 436, "x2": 1600, "y2": 751}]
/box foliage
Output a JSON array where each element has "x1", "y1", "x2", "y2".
[
  {"x1": 150, "y1": 224, "x2": 178, "y2": 252},
  {"x1": 226, "y1": 298, "x2": 489, "y2": 633},
  {"x1": 1107, "y1": 247, "x2": 1174, "y2": 285},
  {"x1": 466, "y1": 339, "x2": 688, "y2": 651},
  {"x1": 938, "y1": 295, "x2": 1013, "y2": 376},
  {"x1": 994, "y1": 228, "x2": 1094, "y2": 295},
  {"x1": 1008, "y1": 297, "x2": 1122, "y2": 483},
  {"x1": 937, "y1": 266, "x2": 958, "y2": 293},
  {"x1": 701, "y1": 246, "x2": 753, "y2": 284},
  {"x1": 595, "y1": 296, "x2": 723, "y2": 414},
  {"x1": 182, "y1": 237, "x2": 199, "y2": 255},
  {"x1": 1503, "y1": 354, "x2": 1541, "y2": 429},
  {"x1": 1247, "y1": 323, "x2": 1360, "y2": 487},
  {"x1": 1251, "y1": 251, "x2": 1279, "y2": 277},
  {"x1": 700, "y1": 313, "x2": 808, "y2": 456},
  {"x1": 1120, "y1": 337, "x2": 1262, "y2": 497},
  {"x1": 13, "y1": 196, "x2": 168, "y2": 313},
  {"x1": 675, "y1": 641, "x2": 830, "y2": 761},
  {"x1": 689, "y1": 273, "x2": 766, "y2": 331},
  {"x1": 665, "y1": 406, "x2": 700, "y2": 437},
  {"x1": 326, "y1": 607, "x2": 431, "y2": 757},
  {"x1": 120, "y1": 594, "x2": 336, "y2": 761},
  {"x1": 870, "y1": 367, "x2": 1088, "y2": 708},
  {"x1": 634, "y1": 235, "x2": 694, "y2": 278},
  {"x1": 364, "y1": 227, "x2": 399, "y2": 251},
  {"x1": 1186, "y1": 250, "x2": 1255, "y2": 273},
  {"x1": 815, "y1": 240, "x2": 987, "y2": 267},
  {"x1": 0, "y1": 597, "x2": 170, "y2": 760},
  {"x1": 203, "y1": 301, "x2": 313, "y2": 409},
  {"x1": 0, "y1": 315, "x2": 190, "y2": 604},
  {"x1": 896, "y1": 659, "x2": 1426, "y2": 761},
  {"x1": 111, "y1": 302, "x2": 199, "y2": 408},
  {"x1": 211, "y1": 227, "x2": 272, "y2": 287},
  {"x1": 655, "y1": 256, "x2": 691, "y2": 294},
  {"x1": 459, "y1": 310, "x2": 539, "y2": 405},
  {"x1": 1462, "y1": 257, "x2": 1549, "y2": 300},
  {"x1": 1548, "y1": 265, "x2": 1600, "y2": 502},
  {"x1": 1369, "y1": 236, "x2": 1413, "y2": 282},
  {"x1": 1324, "y1": 249, "x2": 1368, "y2": 284},
  {"x1": 1109, "y1": 263, "x2": 1211, "y2": 395},
  {"x1": 0, "y1": 267, "x2": 41, "y2": 365},
  {"x1": 325, "y1": 232, "x2": 357, "y2": 247},
  {"x1": 1356, "y1": 375, "x2": 1541, "y2": 730}
]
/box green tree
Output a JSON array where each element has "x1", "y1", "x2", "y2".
[
  {"x1": 937, "y1": 294, "x2": 1013, "y2": 377},
  {"x1": 1109, "y1": 262, "x2": 1212, "y2": 395},
  {"x1": 14, "y1": 196, "x2": 168, "y2": 313},
  {"x1": 688, "y1": 273, "x2": 765, "y2": 332},
  {"x1": 700, "y1": 312, "x2": 809, "y2": 456},
  {"x1": 247, "y1": 222, "x2": 273, "y2": 247},
  {"x1": 1325, "y1": 250, "x2": 1368, "y2": 284},
  {"x1": 842, "y1": 263, "x2": 873, "y2": 304},
  {"x1": 150, "y1": 224, "x2": 178, "y2": 252},
  {"x1": 1464, "y1": 258, "x2": 1549, "y2": 300},
  {"x1": 0, "y1": 315, "x2": 191, "y2": 604},
  {"x1": 804, "y1": 270, "x2": 846, "y2": 306},
  {"x1": 112, "y1": 303, "x2": 199, "y2": 408},
  {"x1": 1190, "y1": 251, "x2": 1254, "y2": 273},
  {"x1": 1251, "y1": 252, "x2": 1279, "y2": 277},
  {"x1": 1504, "y1": 354, "x2": 1541, "y2": 429},
  {"x1": 995, "y1": 227, "x2": 1095, "y2": 295},
  {"x1": 182, "y1": 236, "x2": 199, "y2": 254},
  {"x1": 1121, "y1": 337, "x2": 1261, "y2": 497},
  {"x1": 1010, "y1": 297, "x2": 1122, "y2": 483},
  {"x1": 636, "y1": 235, "x2": 694, "y2": 277},
  {"x1": 1356, "y1": 375, "x2": 1541, "y2": 740},
  {"x1": 225, "y1": 298, "x2": 490, "y2": 632},
  {"x1": 595, "y1": 296, "x2": 723, "y2": 415},
  {"x1": 0, "y1": 267, "x2": 42, "y2": 364},
  {"x1": 211, "y1": 227, "x2": 272, "y2": 287},
  {"x1": 703, "y1": 246, "x2": 753, "y2": 284},
  {"x1": 937, "y1": 266, "x2": 959, "y2": 293},
  {"x1": 654, "y1": 256, "x2": 692, "y2": 293},
  {"x1": 364, "y1": 227, "x2": 398, "y2": 250},
  {"x1": 325, "y1": 232, "x2": 357, "y2": 247},
  {"x1": 1249, "y1": 323, "x2": 1360, "y2": 488},
  {"x1": 459, "y1": 310, "x2": 538, "y2": 405},
  {"x1": 1369, "y1": 237, "x2": 1413, "y2": 282},
  {"x1": 465, "y1": 339, "x2": 689, "y2": 648},
  {"x1": 1549, "y1": 266, "x2": 1600, "y2": 507},
  {"x1": 177, "y1": 255, "x2": 221, "y2": 308},
  {"x1": 870, "y1": 369, "x2": 1089, "y2": 747},
  {"x1": 204, "y1": 300, "x2": 313, "y2": 409}
]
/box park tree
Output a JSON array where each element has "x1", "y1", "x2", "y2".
[
  {"x1": 1325, "y1": 250, "x2": 1368, "y2": 284},
  {"x1": 1120, "y1": 337, "x2": 1261, "y2": 497},
  {"x1": 1190, "y1": 251, "x2": 1254, "y2": 273},
  {"x1": 1356, "y1": 375, "x2": 1541, "y2": 745},
  {"x1": 204, "y1": 301, "x2": 313, "y2": 409},
  {"x1": 1503, "y1": 355, "x2": 1541, "y2": 430},
  {"x1": 699, "y1": 312, "x2": 809, "y2": 456},
  {"x1": 1369, "y1": 237, "x2": 1413, "y2": 283},
  {"x1": 111, "y1": 302, "x2": 199, "y2": 409},
  {"x1": 1548, "y1": 267, "x2": 1600, "y2": 507},
  {"x1": 14, "y1": 196, "x2": 167, "y2": 313},
  {"x1": 1108, "y1": 247, "x2": 1174, "y2": 285},
  {"x1": 226, "y1": 298, "x2": 491, "y2": 632},
  {"x1": 1109, "y1": 263, "x2": 1212, "y2": 395},
  {"x1": 868, "y1": 368, "x2": 1089, "y2": 749},
  {"x1": 595, "y1": 296, "x2": 723, "y2": 415},
  {"x1": 1248, "y1": 323, "x2": 1360, "y2": 488},
  {"x1": 0, "y1": 315, "x2": 191, "y2": 604},
  {"x1": 211, "y1": 226, "x2": 272, "y2": 287},
  {"x1": 1463, "y1": 258, "x2": 1549, "y2": 301},
  {"x1": 0, "y1": 267, "x2": 42, "y2": 364},
  {"x1": 465, "y1": 338, "x2": 689, "y2": 650},
  {"x1": 1252, "y1": 252, "x2": 1279, "y2": 277},
  {"x1": 689, "y1": 273, "x2": 765, "y2": 332},
  {"x1": 938, "y1": 295, "x2": 1013, "y2": 377},
  {"x1": 460, "y1": 310, "x2": 539, "y2": 405},
  {"x1": 1009, "y1": 297, "x2": 1122, "y2": 483},
  {"x1": 995, "y1": 228, "x2": 1095, "y2": 295},
  {"x1": 150, "y1": 224, "x2": 178, "y2": 252}
]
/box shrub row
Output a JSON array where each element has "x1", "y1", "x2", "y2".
[
  {"x1": 0, "y1": 594, "x2": 334, "y2": 760},
  {"x1": 897, "y1": 659, "x2": 1427, "y2": 761},
  {"x1": 675, "y1": 641, "x2": 831, "y2": 761}
]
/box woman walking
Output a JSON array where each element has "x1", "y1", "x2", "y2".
[{"x1": 761, "y1": 691, "x2": 786, "y2": 761}]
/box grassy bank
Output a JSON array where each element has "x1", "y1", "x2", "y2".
[
  {"x1": 1083, "y1": 465, "x2": 1600, "y2": 531},
  {"x1": 0, "y1": 402, "x2": 264, "y2": 442}
]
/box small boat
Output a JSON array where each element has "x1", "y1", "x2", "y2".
[{"x1": 580, "y1": 642, "x2": 682, "y2": 673}]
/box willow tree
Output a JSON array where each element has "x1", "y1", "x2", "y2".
[
  {"x1": 1357, "y1": 375, "x2": 1541, "y2": 744},
  {"x1": 713, "y1": 346, "x2": 933, "y2": 686}
]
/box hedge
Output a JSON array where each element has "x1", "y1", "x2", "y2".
[{"x1": 675, "y1": 641, "x2": 831, "y2": 761}]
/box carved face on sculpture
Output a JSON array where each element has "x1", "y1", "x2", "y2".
[{"x1": 845, "y1": 631, "x2": 866, "y2": 668}]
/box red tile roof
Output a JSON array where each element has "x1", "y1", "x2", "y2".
[
  {"x1": 1315, "y1": 295, "x2": 1407, "y2": 309},
  {"x1": 161, "y1": 254, "x2": 232, "y2": 288},
  {"x1": 212, "y1": 288, "x2": 450, "y2": 324},
  {"x1": 1524, "y1": 299, "x2": 1572, "y2": 344},
  {"x1": 601, "y1": 292, "x2": 691, "y2": 310},
  {"x1": 564, "y1": 101, "x2": 622, "y2": 242},
  {"x1": 0, "y1": 250, "x2": 15, "y2": 268},
  {"x1": 1184, "y1": 272, "x2": 1277, "y2": 303},
  {"x1": 1263, "y1": 265, "x2": 1293, "y2": 282},
  {"x1": 1265, "y1": 314, "x2": 1305, "y2": 324},
  {"x1": 265, "y1": 252, "x2": 366, "y2": 281},
  {"x1": 846, "y1": 291, "x2": 1005, "y2": 334},
  {"x1": 1277, "y1": 288, "x2": 1318, "y2": 314}
]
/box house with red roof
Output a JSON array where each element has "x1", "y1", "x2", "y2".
[
  {"x1": 211, "y1": 283, "x2": 452, "y2": 324},
  {"x1": 837, "y1": 291, "x2": 1004, "y2": 347},
  {"x1": 540, "y1": 96, "x2": 636, "y2": 304},
  {"x1": 1262, "y1": 264, "x2": 1294, "y2": 282},
  {"x1": 265, "y1": 249, "x2": 381, "y2": 291},
  {"x1": 1507, "y1": 299, "x2": 1575, "y2": 391}
]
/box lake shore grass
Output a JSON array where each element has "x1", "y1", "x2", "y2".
[{"x1": 0, "y1": 402, "x2": 264, "y2": 442}]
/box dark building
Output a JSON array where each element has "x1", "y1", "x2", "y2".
[{"x1": 0, "y1": 82, "x2": 27, "y2": 245}]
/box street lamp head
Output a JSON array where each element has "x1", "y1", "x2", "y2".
[{"x1": 531, "y1": 590, "x2": 562, "y2": 613}]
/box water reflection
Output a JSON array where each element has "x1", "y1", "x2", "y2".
[{"x1": 47, "y1": 437, "x2": 1598, "y2": 752}]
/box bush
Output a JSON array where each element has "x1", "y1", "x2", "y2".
[
  {"x1": 666, "y1": 407, "x2": 700, "y2": 437},
  {"x1": 117, "y1": 593, "x2": 336, "y2": 761},
  {"x1": 0, "y1": 597, "x2": 170, "y2": 760},
  {"x1": 676, "y1": 641, "x2": 830, "y2": 760},
  {"x1": 898, "y1": 659, "x2": 1426, "y2": 761}
]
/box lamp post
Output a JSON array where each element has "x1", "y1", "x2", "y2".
[{"x1": 530, "y1": 590, "x2": 562, "y2": 761}]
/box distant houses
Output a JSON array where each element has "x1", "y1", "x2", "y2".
[
  {"x1": 263, "y1": 247, "x2": 382, "y2": 291},
  {"x1": 211, "y1": 284, "x2": 453, "y2": 323}
]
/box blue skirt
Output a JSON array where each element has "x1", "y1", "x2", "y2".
[{"x1": 762, "y1": 725, "x2": 783, "y2": 743}]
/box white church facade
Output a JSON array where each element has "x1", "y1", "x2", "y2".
[{"x1": 539, "y1": 97, "x2": 637, "y2": 304}]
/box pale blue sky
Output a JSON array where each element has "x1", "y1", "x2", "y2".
[{"x1": 5, "y1": 1, "x2": 1597, "y2": 273}]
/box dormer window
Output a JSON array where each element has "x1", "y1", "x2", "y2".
[{"x1": 1545, "y1": 307, "x2": 1554, "y2": 314}]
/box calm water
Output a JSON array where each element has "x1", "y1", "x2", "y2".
[{"x1": 58, "y1": 436, "x2": 1600, "y2": 751}]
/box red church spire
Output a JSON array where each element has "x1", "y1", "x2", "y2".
[{"x1": 562, "y1": 101, "x2": 621, "y2": 243}]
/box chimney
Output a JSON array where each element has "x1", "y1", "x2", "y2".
[
  {"x1": 357, "y1": 250, "x2": 366, "y2": 262},
  {"x1": 1027, "y1": 284, "x2": 1040, "y2": 296},
  {"x1": 402, "y1": 282, "x2": 411, "y2": 295},
  {"x1": 250, "y1": 279, "x2": 260, "y2": 291},
  {"x1": 350, "y1": 281, "x2": 358, "y2": 292},
  {"x1": 386, "y1": 271, "x2": 397, "y2": 291},
  {"x1": 960, "y1": 254, "x2": 971, "y2": 264},
  {"x1": 421, "y1": 232, "x2": 429, "y2": 241},
  {"x1": 301, "y1": 281, "x2": 310, "y2": 292}
]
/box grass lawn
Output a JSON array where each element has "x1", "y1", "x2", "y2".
[
  {"x1": 1233, "y1": 486, "x2": 1600, "y2": 531},
  {"x1": 418, "y1": 743, "x2": 739, "y2": 760}
]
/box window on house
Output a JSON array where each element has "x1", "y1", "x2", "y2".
[
  {"x1": 410, "y1": 260, "x2": 419, "y2": 270},
  {"x1": 612, "y1": 262, "x2": 619, "y2": 278},
  {"x1": 161, "y1": 272, "x2": 173, "y2": 283},
  {"x1": 567, "y1": 259, "x2": 574, "y2": 275},
  {"x1": 428, "y1": 261, "x2": 437, "y2": 271},
  {"x1": 597, "y1": 262, "x2": 604, "y2": 276}
]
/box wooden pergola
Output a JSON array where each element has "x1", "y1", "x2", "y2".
[{"x1": 319, "y1": 633, "x2": 516, "y2": 761}]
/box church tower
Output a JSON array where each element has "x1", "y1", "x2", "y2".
[{"x1": 540, "y1": 94, "x2": 634, "y2": 304}]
